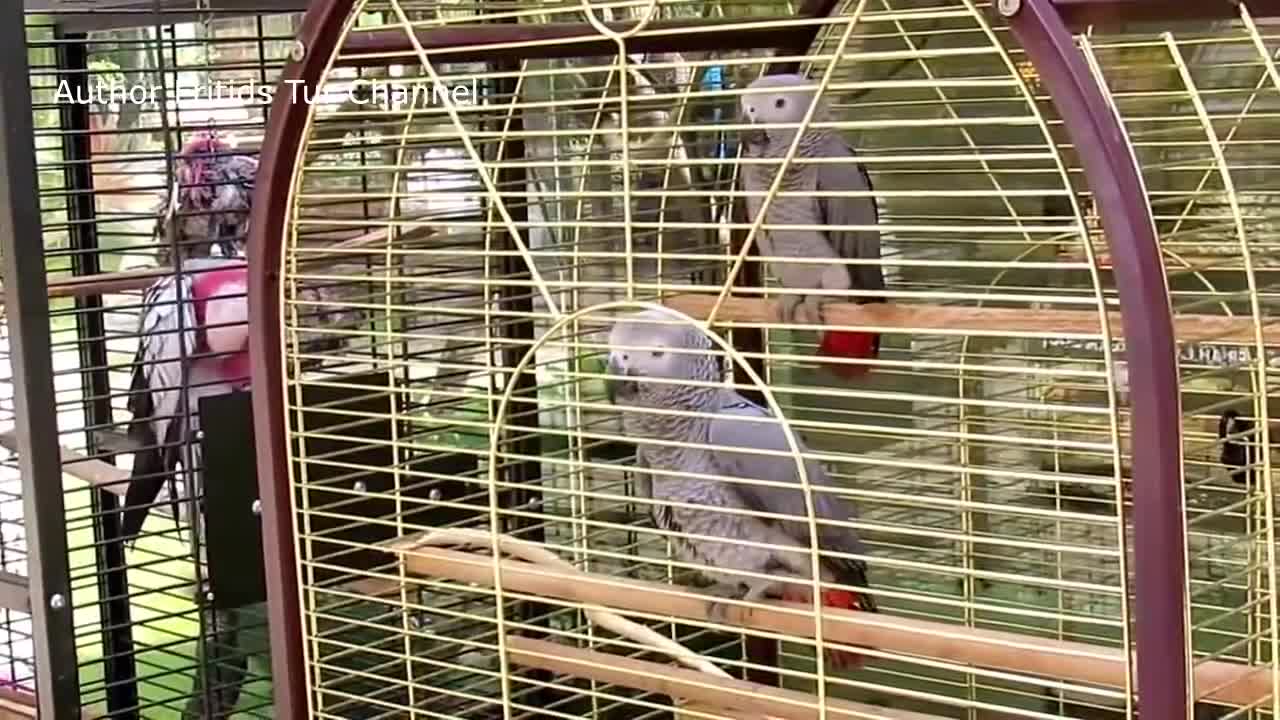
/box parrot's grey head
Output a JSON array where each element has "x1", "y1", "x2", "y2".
[
  {"x1": 604, "y1": 309, "x2": 719, "y2": 406},
  {"x1": 739, "y1": 73, "x2": 829, "y2": 147}
]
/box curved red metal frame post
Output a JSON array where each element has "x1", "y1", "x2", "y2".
[
  {"x1": 247, "y1": 1, "x2": 355, "y2": 717},
  {"x1": 1004, "y1": 0, "x2": 1188, "y2": 716}
]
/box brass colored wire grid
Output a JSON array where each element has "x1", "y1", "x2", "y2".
[{"x1": 269, "y1": 1, "x2": 1280, "y2": 719}]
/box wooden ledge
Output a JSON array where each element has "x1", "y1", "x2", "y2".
[
  {"x1": 0, "y1": 432, "x2": 125, "y2": 497},
  {"x1": 391, "y1": 543, "x2": 1272, "y2": 708},
  {"x1": 660, "y1": 293, "x2": 1280, "y2": 347},
  {"x1": 507, "y1": 635, "x2": 946, "y2": 720}
]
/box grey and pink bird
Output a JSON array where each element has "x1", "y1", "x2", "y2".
[
  {"x1": 120, "y1": 258, "x2": 253, "y2": 539},
  {"x1": 155, "y1": 132, "x2": 258, "y2": 264},
  {"x1": 605, "y1": 308, "x2": 877, "y2": 669},
  {"x1": 119, "y1": 259, "x2": 350, "y2": 538},
  {"x1": 739, "y1": 73, "x2": 885, "y2": 379},
  {"x1": 121, "y1": 254, "x2": 350, "y2": 535}
]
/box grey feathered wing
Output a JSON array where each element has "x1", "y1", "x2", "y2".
[
  {"x1": 122, "y1": 258, "x2": 239, "y2": 539},
  {"x1": 706, "y1": 391, "x2": 875, "y2": 609},
  {"x1": 122, "y1": 270, "x2": 200, "y2": 539},
  {"x1": 815, "y1": 134, "x2": 884, "y2": 300}
]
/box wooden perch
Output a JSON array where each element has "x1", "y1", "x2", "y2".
[
  {"x1": 661, "y1": 293, "x2": 1280, "y2": 347},
  {"x1": 0, "y1": 432, "x2": 126, "y2": 498},
  {"x1": 0, "y1": 687, "x2": 36, "y2": 720},
  {"x1": 392, "y1": 544, "x2": 1272, "y2": 708},
  {"x1": 4, "y1": 222, "x2": 437, "y2": 304},
  {"x1": 505, "y1": 636, "x2": 946, "y2": 720}
]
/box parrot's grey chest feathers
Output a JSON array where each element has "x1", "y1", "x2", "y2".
[
  {"x1": 741, "y1": 132, "x2": 836, "y2": 267},
  {"x1": 624, "y1": 393, "x2": 786, "y2": 586}
]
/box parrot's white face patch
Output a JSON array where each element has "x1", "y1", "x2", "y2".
[
  {"x1": 740, "y1": 74, "x2": 822, "y2": 137},
  {"x1": 605, "y1": 311, "x2": 716, "y2": 403}
]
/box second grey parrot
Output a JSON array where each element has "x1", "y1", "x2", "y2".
[
  {"x1": 605, "y1": 308, "x2": 877, "y2": 669},
  {"x1": 739, "y1": 73, "x2": 885, "y2": 378}
]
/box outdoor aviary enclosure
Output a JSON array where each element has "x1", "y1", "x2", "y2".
[{"x1": 0, "y1": 1, "x2": 1277, "y2": 719}]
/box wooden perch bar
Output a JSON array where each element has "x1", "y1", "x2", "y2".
[
  {"x1": 661, "y1": 293, "x2": 1280, "y2": 347},
  {"x1": 505, "y1": 635, "x2": 946, "y2": 720},
  {"x1": 0, "y1": 432, "x2": 125, "y2": 498},
  {"x1": 393, "y1": 544, "x2": 1273, "y2": 707},
  {"x1": 4, "y1": 223, "x2": 435, "y2": 304}
]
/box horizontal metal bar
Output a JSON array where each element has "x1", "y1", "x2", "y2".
[
  {"x1": 25, "y1": 0, "x2": 306, "y2": 33},
  {"x1": 1054, "y1": 0, "x2": 1280, "y2": 26},
  {"x1": 0, "y1": 222, "x2": 426, "y2": 302},
  {"x1": 336, "y1": 18, "x2": 820, "y2": 66}
]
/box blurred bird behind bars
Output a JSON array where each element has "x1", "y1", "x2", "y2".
[{"x1": 1, "y1": 2, "x2": 347, "y2": 717}]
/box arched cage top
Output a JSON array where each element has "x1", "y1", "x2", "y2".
[{"x1": 243, "y1": 1, "x2": 1212, "y2": 718}]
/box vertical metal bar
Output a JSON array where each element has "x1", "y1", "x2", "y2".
[
  {"x1": 0, "y1": 9, "x2": 80, "y2": 718},
  {"x1": 248, "y1": 3, "x2": 363, "y2": 716},
  {"x1": 54, "y1": 30, "x2": 141, "y2": 719},
  {"x1": 490, "y1": 64, "x2": 557, "y2": 712}
]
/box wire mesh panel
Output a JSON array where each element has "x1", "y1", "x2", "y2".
[
  {"x1": 253, "y1": 1, "x2": 1227, "y2": 718},
  {"x1": 11, "y1": 2, "x2": 308, "y2": 716},
  {"x1": 1058, "y1": 8, "x2": 1280, "y2": 718}
]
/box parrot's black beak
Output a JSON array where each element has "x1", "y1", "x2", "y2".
[
  {"x1": 604, "y1": 355, "x2": 637, "y2": 404},
  {"x1": 740, "y1": 113, "x2": 767, "y2": 147}
]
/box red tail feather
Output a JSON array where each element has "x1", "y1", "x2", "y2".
[
  {"x1": 818, "y1": 330, "x2": 880, "y2": 379},
  {"x1": 781, "y1": 586, "x2": 874, "y2": 671}
]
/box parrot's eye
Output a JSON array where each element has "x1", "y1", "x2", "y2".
[{"x1": 774, "y1": 98, "x2": 785, "y2": 109}]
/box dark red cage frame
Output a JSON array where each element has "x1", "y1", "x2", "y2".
[{"x1": 246, "y1": 1, "x2": 1271, "y2": 717}]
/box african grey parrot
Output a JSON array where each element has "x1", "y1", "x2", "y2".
[
  {"x1": 155, "y1": 131, "x2": 258, "y2": 265},
  {"x1": 605, "y1": 308, "x2": 877, "y2": 669},
  {"x1": 738, "y1": 73, "x2": 885, "y2": 378}
]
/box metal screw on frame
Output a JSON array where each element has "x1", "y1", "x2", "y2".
[
  {"x1": 48, "y1": 594, "x2": 65, "y2": 610},
  {"x1": 997, "y1": 0, "x2": 1022, "y2": 16}
]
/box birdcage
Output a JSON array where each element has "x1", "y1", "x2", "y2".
[
  {"x1": 0, "y1": 1, "x2": 356, "y2": 717},
  {"x1": 238, "y1": 0, "x2": 1280, "y2": 719}
]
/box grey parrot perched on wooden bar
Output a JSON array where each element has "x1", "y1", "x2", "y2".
[
  {"x1": 738, "y1": 73, "x2": 886, "y2": 379},
  {"x1": 605, "y1": 308, "x2": 877, "y2": 669}
]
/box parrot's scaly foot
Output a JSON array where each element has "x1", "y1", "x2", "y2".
[
  {"x1": 775, "y1": 294, "x2": 827, "y2": 328},
  {"x1": 793, "y1": 297, "x2": 827, "y2": 327},
  {"x1": 775, "y1": 294, "x2": 803, "y2": 326},
  {"x1": 704, "y1": 583, "x2": 748, "y2": 624}
]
